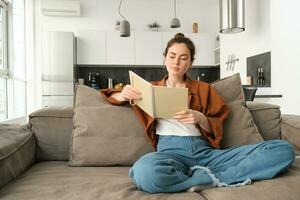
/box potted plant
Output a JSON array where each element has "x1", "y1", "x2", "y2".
[{"x1": 148, "y1": 21, "x2": 161, "y2": 32}]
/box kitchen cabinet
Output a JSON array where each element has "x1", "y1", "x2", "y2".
[
  {"x1": 162, "y1": 32, "x2": 215, "y2": 66},
  {"x1": 106, "y1": 31, "x2": 135, "y2": 65},
  {"x1": 187, "y1": 33, "x2": 215, "y2": 66},
  {"x1": 162, "y1": 32, "x2": 176, "y2": 54},
  {"x1": 76, "y1": 30, "x2": 106, "y2": 65},
  {"x1": 134, "y1": 32, "x2": 163, "y2": 65},
  {"x1": 76, "y1": 30, "x2": 215, "y2": 66}
]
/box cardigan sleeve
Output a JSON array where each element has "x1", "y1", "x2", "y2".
[
  {"x1": 199, "y1": 85, "x2": 230, "y2": 148},
  {"x1": 100, "y1": 88, "x2": 128, "y2": 106}
]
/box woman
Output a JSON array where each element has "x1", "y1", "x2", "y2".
[{"x1": 102, "y1": 33, "x2": 295, "y2": 193}]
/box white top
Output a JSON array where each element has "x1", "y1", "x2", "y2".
[
  {"x1": 156, "y1": 118, "x2": 201, "y2": 136},
  {"x1": 156, "y1": 79, "x2": 201, "y2": 137}
]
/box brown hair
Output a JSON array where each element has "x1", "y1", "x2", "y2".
[{"x1": 163, "y1": 33, "x2": 195, "y2": 63}]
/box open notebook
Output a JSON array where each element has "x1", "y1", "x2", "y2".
[{"x1": 129, "y1": 71, "x2": 188, "y2": 118}]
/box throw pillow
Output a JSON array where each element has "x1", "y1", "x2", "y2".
[
  {"x1": 211, "y1": 73, "x2": 263, "y2": 148},
  {"x1": 69, "y1": 85, "x2": 154, "y2": 166}
]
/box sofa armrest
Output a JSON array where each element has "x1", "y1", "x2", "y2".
[
  {"x1": 281, "y1": 115, "x2": 300, "y2": 155},
  {"x1": 0, "y1": 124, "x2": 35, "y2": 189},
  {"x1": 246, "y1": 101, "x2": 281, "y2": 140},
  {"x1": 29, "y1": 107, "x2": 73, "y2": 161}
]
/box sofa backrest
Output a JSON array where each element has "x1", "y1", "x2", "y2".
[
  {"x1": 246, "y1": 101, "x2": 281, "y2": 140},
  {"x1": 28, "y1": 102, "x2": 281, "y2": 162},
  {"x1": 29, "y1": 107, "x2": 73, "y2": 161}
]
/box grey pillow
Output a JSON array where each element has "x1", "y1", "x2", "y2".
[
  {"x1": 211, "y1": 73, "x2": 263, "y2": 148},
  {"x1": 69, "y1": 85, "x2": 154, "y2": 166}
]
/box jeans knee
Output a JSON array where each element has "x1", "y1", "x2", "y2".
[
  {"x1": 263, "y1": 140, "x2": 295, "y2": 164},
  {"x1": 129, "y1": 153, "x2": 162, "y2": 192},
  {"x1": 280, "y1": 141, "x2": 295, "y2": 164}
]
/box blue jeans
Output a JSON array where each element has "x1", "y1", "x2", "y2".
[{"x1": 129, "y1": 136, "x2": 295, "y2": 193}]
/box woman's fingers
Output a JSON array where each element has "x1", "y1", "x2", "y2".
[
  {"x1": 173, "y1": 110, "x2": 191, "y2": 119},
  {"x1": 173, "y1": 109, "x2": 202, "y2": 124},
  {"x1": 122, "y1": 85, "x2": 142, "y2": 100},
  {"x1": 174, "y1": 110, "x2": 190, "y2": 115},
  {"x1": 177, "y1": 118, "x2": 195, "y2": 124},
  {"x1": 125, "y1": 85, "x2": 141, "y2": 95}
]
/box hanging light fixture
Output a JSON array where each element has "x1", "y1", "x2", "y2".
[
  {"x1": 170, "y1": 0, "x2": 181, "y2": 28},
  {"x1": 219, "y1": 0, "x2": 245, "y2": 34},
  {"x1": 118, "y1": 0, "x2": 130, "y2": 37}
]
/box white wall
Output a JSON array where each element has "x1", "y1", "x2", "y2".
[
  {"x1": 270, "y1": 0, "x2": 300, "y2": 114},
  {"x1": 220, "y1": 0, "x2": 300, "y2": 114},
  {"x1": 220, "y1": 0, "x2": 271, "y2": 83},
  {"x1": 33, "y1": 0, "x2": 219, "y2": 108},
  {"x1": 35, "y1": 0, "x2": 219, "y2": 34}
]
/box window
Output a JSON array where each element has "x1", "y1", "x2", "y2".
[
  {"x1": 0, "y1": 0, "x2": 8, "y2": 121},
  {"x1": 0, "y1": 0, "x2": 26, "y2": 122}
]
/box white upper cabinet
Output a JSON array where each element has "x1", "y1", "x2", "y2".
[
  {"x1": 187, "y1": 33, "x2": 215, "y2": 66},
  {"x1": 163, "y1": 33, "x2": 215, "y2": 66},
  {"x1": 134, "y1": 32, "x2": 164, "y2": 65},
  {"x1": 75, "y1": 30, "x2": 215, "y2": 66},
  {"x1": 162, "y1": 32, "x2": 176, "y2": 54},
  {"x1": 106, "y1": 31, "x2": 135, "y2": 65},
  {"x1": 76, "y1": 30, "x2": 106, "y2": 65}
]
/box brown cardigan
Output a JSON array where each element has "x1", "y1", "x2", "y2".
[{"x1": 101, "y1": 75, "x2": 230, "y2": 150}]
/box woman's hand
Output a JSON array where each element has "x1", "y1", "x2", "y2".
[
  {"x1": 173, "y1": 109, "x2": 204, "y2": 124},
  {"x1": 173, "y1": 109, "x2": 212, "y2": 133},
  {"x1": 112, "y1": 85, "x2": 142, "y2": 102}
]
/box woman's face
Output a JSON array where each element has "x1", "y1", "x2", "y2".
[{"x1": 164, "y1": 43, "x2": 192, "y2": 78}]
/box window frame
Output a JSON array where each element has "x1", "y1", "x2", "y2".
[
  {"x1": 0, "y1": 0, "x2": 8, "y2": 77},
  {"x1": 0, "y1": 0, "x2": 8, "y2": 121},
  {"x1": 0, "y1": 0, "x2": 27, "y2": 123}
]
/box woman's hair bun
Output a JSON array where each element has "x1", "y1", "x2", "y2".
[{"x1": 174, "y1": 33, "x2": 185, "y2": 39}]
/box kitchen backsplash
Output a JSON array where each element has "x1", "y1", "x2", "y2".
[{"x1": 77, "y1": 65, "x2": 220, "y2": 89}]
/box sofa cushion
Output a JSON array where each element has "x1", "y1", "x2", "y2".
[
  {"x1": 281, "y1": 114, "x2": 300, "y2": 155},
  {"x1": 69, "y1": 85, "x2": 154, "y2": 166},
  {"x1": 0, "y1": 124, "x2": 35, "y2": 189},
  {"x1": 0, "y1": 161, "x2": 205, "y2": 200},
  {"x1": 1, "y1": 159, "x2": 300, "y2": 200},
  {"x1": 211, "y1": 74, "x2": 263, "y2": 148},
  {"x1": 246, "y1": 102, "x2": 281, "y2": 140},
  {"x1": 29, "y1": 107, "x2": 73, "y2": 161},
  {"x1": 199, "y1": 158, "x2": 300, "y2": 200}
]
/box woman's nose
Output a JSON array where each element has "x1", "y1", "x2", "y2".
[{"x1": 173, "y1": 57, "x2": 180, "y2": 65}]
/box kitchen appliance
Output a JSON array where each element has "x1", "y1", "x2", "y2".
[{"x1": 41, "y1": 31, "x2": 76, "y2": 107}]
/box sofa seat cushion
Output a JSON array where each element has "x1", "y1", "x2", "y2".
[
  {"x1": 0, "y1": 124, "x2": 35, "y2": 189},
  {"x1": 0, "y1": 161, "x2": 205, "y2": 200},
  {"x1": 200, "y1": 157, "x2": 300, "y2": 200},
  {"x1": 1, "y1": 159, "x2": 300, "y2": 200}
]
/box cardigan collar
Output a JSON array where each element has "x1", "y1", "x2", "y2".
[{"x1": 156, "y1": 74, "x2": 193, "y2": 94}]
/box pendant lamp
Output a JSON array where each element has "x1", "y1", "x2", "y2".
[
  {"x1": 219, "y1": 0, "x2": 245, "y2": 34},
  {"x1": 170, "y1": 0, "x2": 181, "y2": 28},
  {"x1": 119, "y1": 0, "x2": 130, "y2": 37}
]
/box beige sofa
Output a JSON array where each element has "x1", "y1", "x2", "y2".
[{"x1": 0, "y1": 102, "x2": 300, "y2": 200}]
